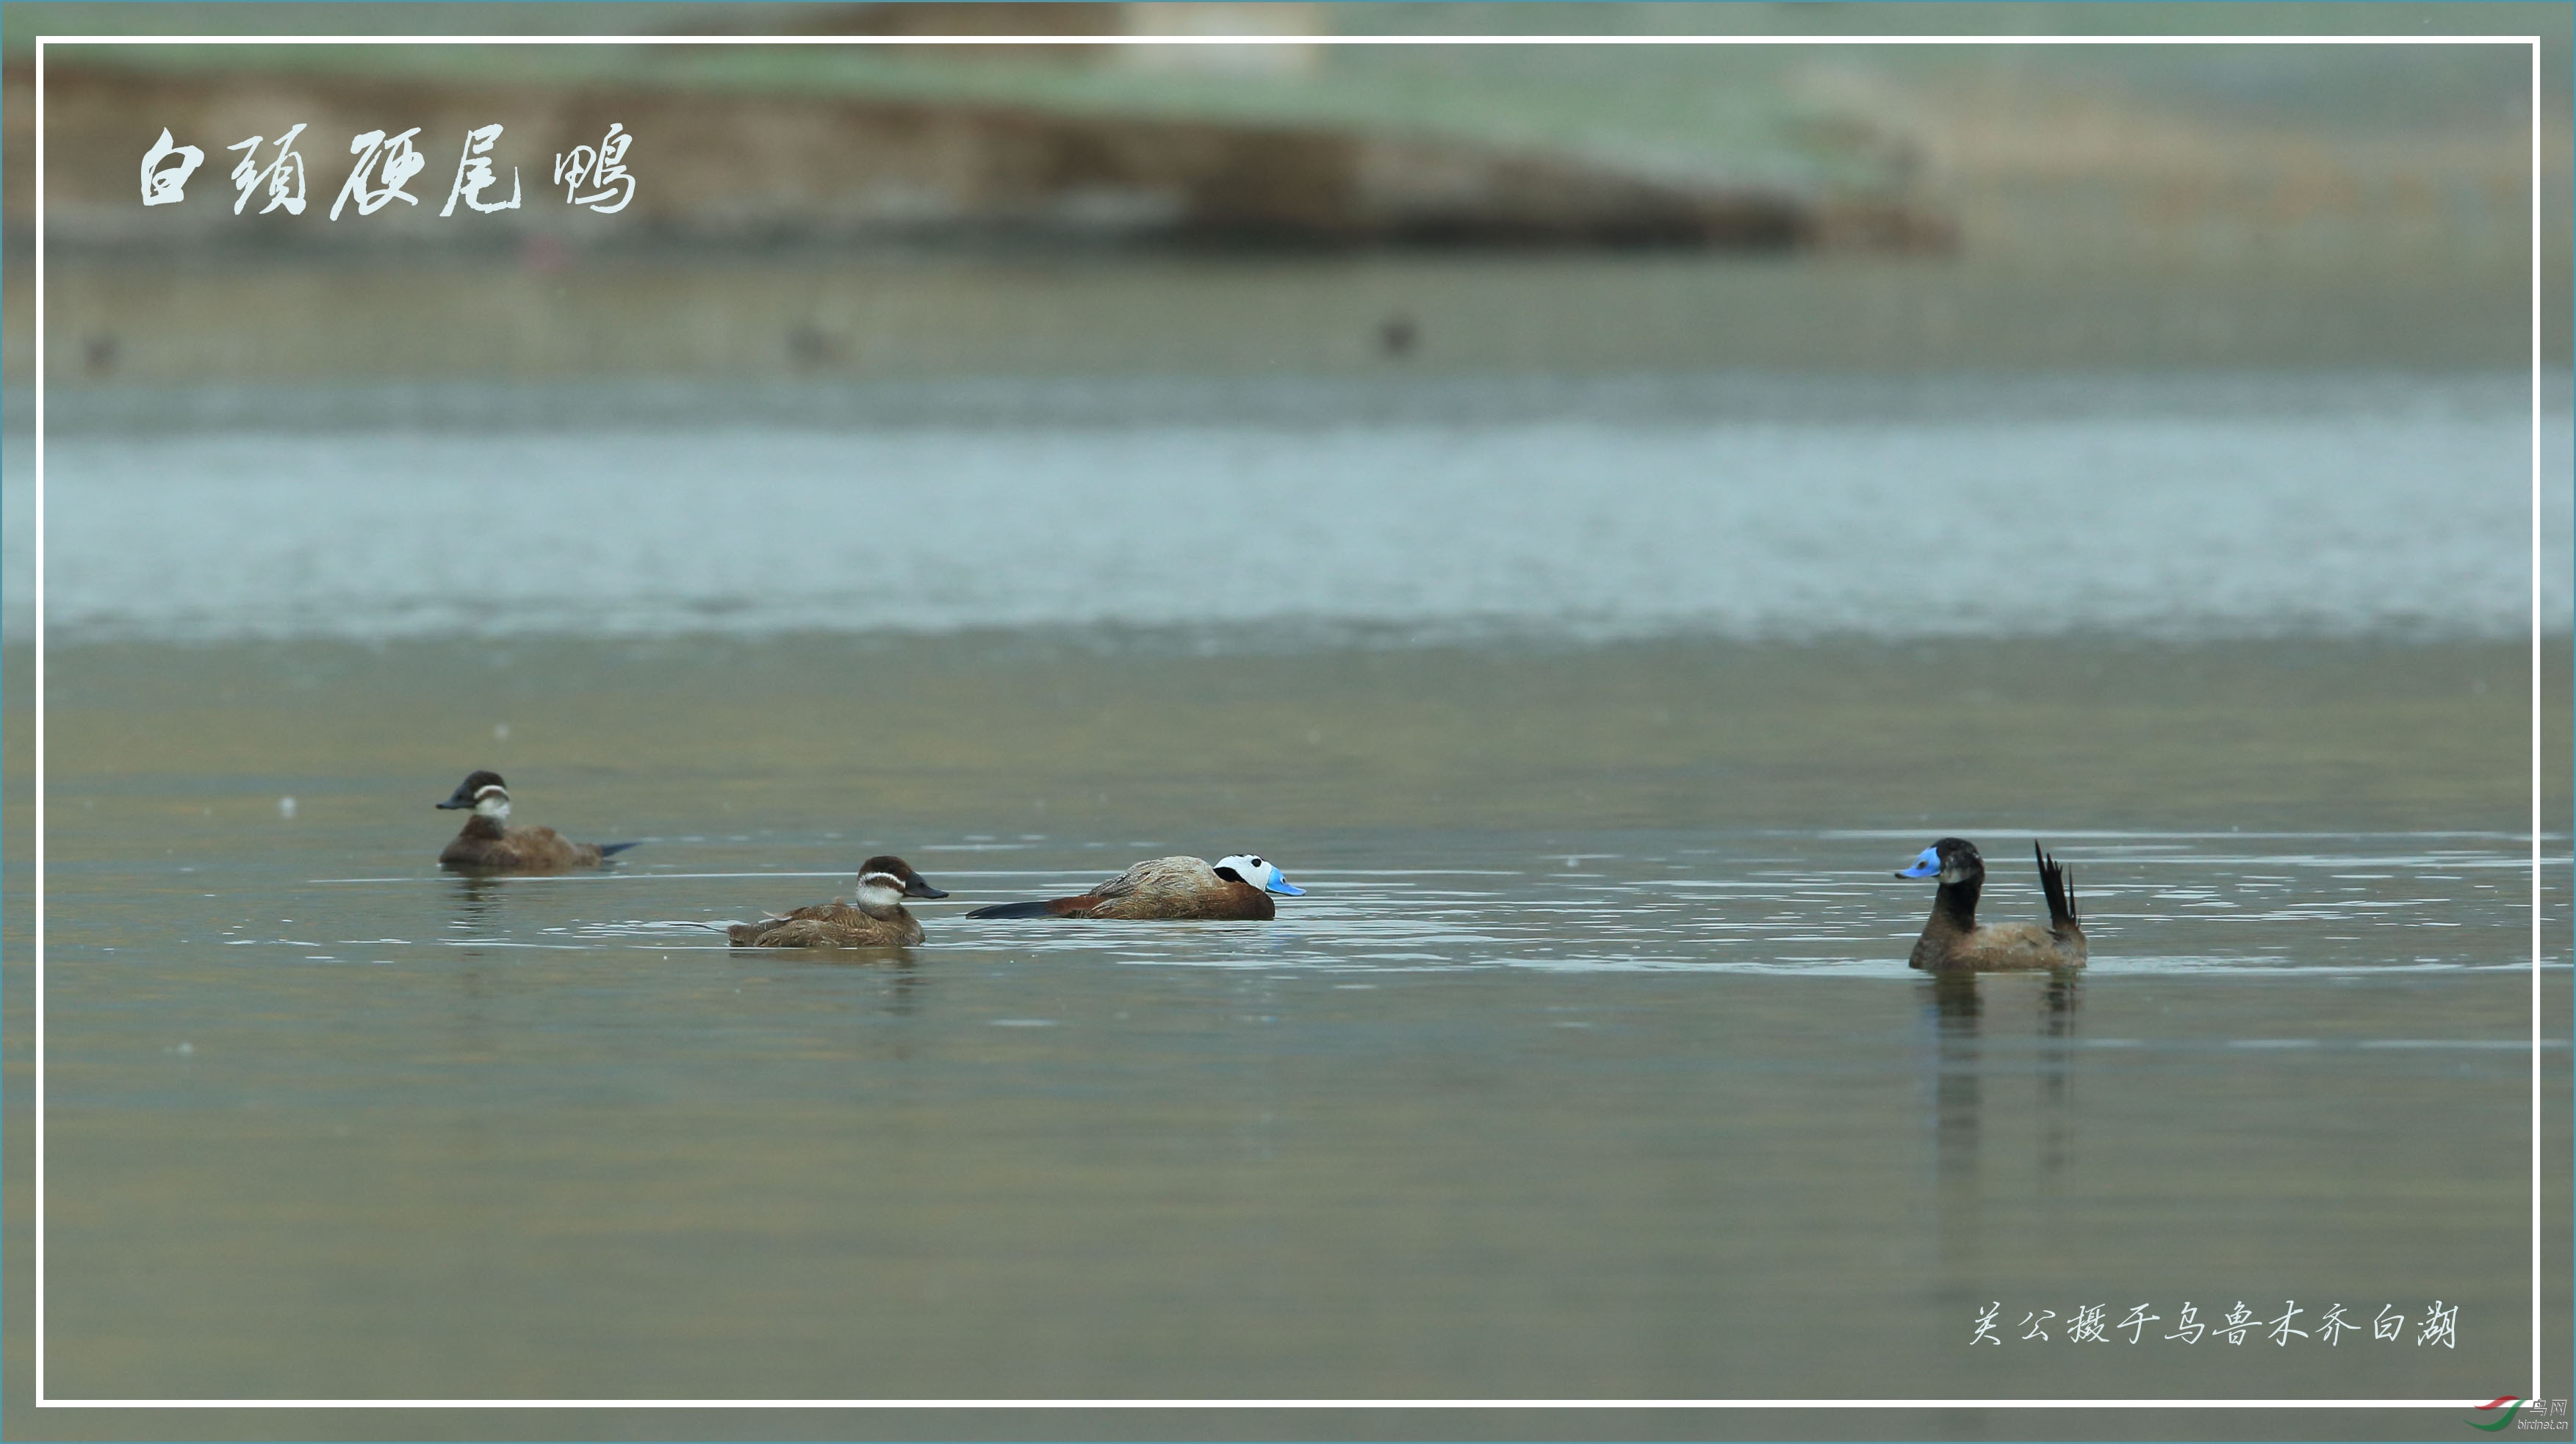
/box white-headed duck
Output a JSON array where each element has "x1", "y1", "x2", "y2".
[
  {"x1": 1896, "y1": 837, "x2": 2087, "y2": 971},
  {"x1": 436, "y1": 770, "x2": 636, "y2": 872},
  {"x1": 965, "y1": 853, "x2": 1303, "y2": 920},
  {"x1": 728, "y1": 856, "x2": 949, "y2": 948}
]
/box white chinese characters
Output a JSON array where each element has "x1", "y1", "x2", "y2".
[
  {"x1": 440, "y1": 123, "x2": 521, "y2": 216},
  {"x1": 138, "y1": 128, "x2": 203, "y2": 206},
  {"x1": 1976, "y1": 1299, "x2": 2459, "y2": 1348},
  {"x1": 226, "y1": 123, "x2": 307, "y2": 215},
  {"x1": 553, "y1": 123, "x2": 636, "y2": 214},
  {"x1": 331, "y1": 128, "x2": 427, "y2": 220},
  {"x1": 140, "y1": 122, "x2": 635, "y2": 216}
]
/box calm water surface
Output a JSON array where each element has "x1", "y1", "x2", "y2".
[
  {"x1": 6, "y1": 371, "x2": 2566, "y2": 645},
  {"x1": 28, "y1": 808, "x2": 2560, "y2": 1404},
  {"x1": 14, "y1": 632, "x2": 2565, "y2": 1425},
  {"x1": 3, "y1": 367, "x2": 2567, "y2": 1434}
]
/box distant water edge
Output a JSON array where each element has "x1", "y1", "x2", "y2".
[{"x1": 6, "y1": 369, "x2": 2567, "y2": 649}]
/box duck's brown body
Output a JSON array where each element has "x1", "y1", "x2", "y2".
[
  {"x1": 968, "y1": 856, "x2": 1275, "y2": 920},
  {"x1": 727, "y1": 901, "x2": 925, "y2": 949},
  {"x1": 729, "y1": 856, "x2": 946, "y2": 949},
  {"x1": 1910, "y1": 914, "x2": 2084, "y2": 971},
  {"x1": 433, "y1": 770, "x2": 631, "y2": 873},
  {"x1": 1907, "y1": 841, "x2": 2087, "y2": 972},
  {"x1": 439, "y1": 815, "x2": 618, "y2": 872}
]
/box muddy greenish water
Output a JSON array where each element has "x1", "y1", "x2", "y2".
[
  {"x1": 4, "y1": 362, "x2": 2569, "y2": 1437},
  {"x1": 6, "y1": 632, "x2": 2568, "y2": 1435}
]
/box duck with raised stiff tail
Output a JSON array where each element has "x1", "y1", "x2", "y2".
[
  {"x1": 436, "y1": 770, "x2": 636, "y2": 872},
  {"x1": 966, "y1": 854, "x2": 1303, "y2": 920},
  {"x1": 1896, "y1": 837, "x2": 2087, "y2": 971},
  {"x1": 728, "y1": 856, "x2": 949, "y2": 948}
]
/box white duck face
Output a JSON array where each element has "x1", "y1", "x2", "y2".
[
  {"x1": 854, "y1": 856, "x2": 949, "y2": 911},
  {"x1": 1215, "y1": 853, "x2": 1303, "y2": 897}
]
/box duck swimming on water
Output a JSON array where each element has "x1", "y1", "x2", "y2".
[
  {"x1": 435, "y1": 770, "x2": 636, "y2": 872},
  {"x1": 966, "y1": 854, "x2": 1303, "y2": 920},
  {"x1": 1896, "y1": 838, "x2": 2087, "y2": 971},
  {"x1": 728, "y1": 856, "x2": 949, "y2": 948}
]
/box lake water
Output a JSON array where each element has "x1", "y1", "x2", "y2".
[
  {"x1": 7, "y1": 370, "x2": 2566, "y2": 646},
  {"x1": 3, "y1": 367, "x2": 2566, "y2": 1435}
]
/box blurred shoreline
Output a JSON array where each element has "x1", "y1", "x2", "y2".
[
  {"x1": 11, "y1": 245, "x2": 2549, "y2": 386},
  {"x1": 9, "y1": 11, "x2": 2564, "y2": 385},
  {"x1": 11, "y1": 57, "x2": 1952, "y2": 259}
]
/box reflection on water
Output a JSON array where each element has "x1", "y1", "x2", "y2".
[
  {"x1": 4, "y1": 350, "x2": 2564, "y2": 1418},
  {"x1": 443, "y1": 873, "x2": 506, "y2": 934},
  {"x1": 2038, "y1": 970, "x2": 2080, "y2": 1186},
  {"x1": 23, "y1": 812, "x2": 2555, "y2": 1405},
  {"x1": 1927, "y1": 971, "x2": 1986, "y2": 1271},
  {"x1": 1924, "y1": 969, "x2": 2082, "y2": 1253}
]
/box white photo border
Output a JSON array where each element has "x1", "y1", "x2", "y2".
[{"x1": 25, "y1": 28, "x2": 2555, "y2": 1410}]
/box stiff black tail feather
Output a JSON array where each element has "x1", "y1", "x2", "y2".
[
  {"x1": 966, "y1": 897, "x2": 1077, "y2": 919},
  {"x1": 598, "y1": 842, "x2": 641, "y2": 858},
  {"x1": 2034, "y1": 841, "x2": 2079, "y2": 932}
]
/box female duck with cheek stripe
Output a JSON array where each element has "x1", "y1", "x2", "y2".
[
  {"x1": 729, "y1": 856, "x2": 949, "y2": 948},
  {"x1": 435, "y1": 770, "x2": 636, "y2": 873},
  {"x1": 965, "y1": 854, "x2": 1303, "y2": 920},
  {"x1": 1896, "y1": 838, "x2": 2087, "y2": 971}
]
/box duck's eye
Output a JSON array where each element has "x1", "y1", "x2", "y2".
[{"x1": 1249, "y1": 856, "x2": 1264, "y2": 867}]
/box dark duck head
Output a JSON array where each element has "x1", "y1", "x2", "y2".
[
  {"x1": 853, "y1": 856, "x2": 948, "y2": 914},
  {"x1": 1896, "y1": 837, "x2": 1983, "y2": 884},
  {"x1": 1897, "y1": 836, "x2": 1985, "y2": 921},
  {"x1": 436, "y1": 770, "x2": 511, "y2": 823}
]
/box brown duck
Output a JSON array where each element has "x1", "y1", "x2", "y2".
[
  {"x1": 965, "y1": 853, "x2": 1303, "y2": 920},
  {"x1": 728, "y1": 856, "x2": 949, "y2": 948},
  {"x1": 435, "y1": 770, "x2": 635, "y2": 872},
  {"x1": 1896, "y1": 837, "x2": 2087, "y2": 971}
]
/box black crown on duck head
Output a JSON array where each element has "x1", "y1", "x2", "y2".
[
  {"x1": 437, "y1": 770, "x2": 509, "y2": 809},
  {"x1": 1896, "y1": 837, "x2": 1982, "y2": 881},
  {"x1": 857, "y1": 855, "x2": 949, "y2": 899}
]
